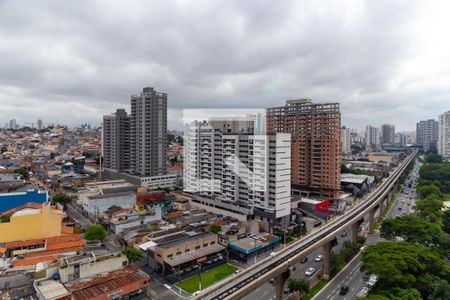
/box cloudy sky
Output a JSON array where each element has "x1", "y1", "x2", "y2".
[{"x1": 1, "y1": 0, "x2": 449, "y2": 131}]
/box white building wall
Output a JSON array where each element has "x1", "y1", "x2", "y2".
[
  {"x1": 438, "y1": 111, "x2": 450, "y2": 159},
  {"x1": 83, "y1": 194, "x2": 136, "y2": 215}
]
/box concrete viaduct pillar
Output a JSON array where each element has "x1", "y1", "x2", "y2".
[
  {"x1": 368, "y1": 208, "x2": 376, "y2": 234},
  {"x1": 274, "y1": 270, "x2": 290, "y2": 300},
  {"x1": 322, "y1": 241, "x2": 332, "y2": 280},
  {"x1": 351, "y1": 223, "x2": 359, "y2": 245},
  {"x1": 378, "y1": 199, "x2": 385, "y2": 218}
]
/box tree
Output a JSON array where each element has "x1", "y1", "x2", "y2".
[
  {"x1": 0, "y1": 215, "x2": 10, "y2": 223},
  {"x1": 52, "y1": 192, "x2": 71, "y2": 205},
  {"x1": 416, "y1": 195, "x2": 443, "y2": 222},
  {"x1": 122, "y1": 247, "x2": 143, "y2": 262},
  {"x1": 208, "y1": 224, "x2": 222, "y2": 234},
  {"x1": 430, "y1": 280, "x2": 450, "y2": 300},
  {"x1": 13, "y1": 168, "x2": 28, "y2": 179},
  {"x1": 416, "y1": 184, "x2": 442, "y2": 199},
  {"x1": 287, "y1": 278, "x2": 310, "y2": 298},
  {"x1": 442, "y1": 210, "x2": 450, "y2": 234},
  {"x1": 361, "y1": 242, "x2": 449, "y2": 299},
  {"x1": 84, "y1": 224, "x2": 107, "y2": 241},
  {"x1": 380, "y1": 215, "x2": 445, "y2": 247},
  {"x1": 424, "y1": 153, "x2": 443, "y2": 164}
]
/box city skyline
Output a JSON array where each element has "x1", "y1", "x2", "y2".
[{"x1": 1, "y1": 1, "x2": 450, "y2": 130}]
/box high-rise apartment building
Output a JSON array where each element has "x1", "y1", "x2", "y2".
[
  {"x1": 416, "y1": 119, "x2": 438, "y2": 152},
  {"x1": 438, "y1": 111, "x2": 450, "y2": 159},
  {"x1": 184, "y1": 120, "x2": 291, "y2": 222},
  {"x1": 365, "y1": 125, "x2": 379, "y2": 150},
  {"x1": 37, "y1": 119, "x2": 43, "y2": 130},
  {"x1": 102, "y1": 109, "x2": 130, "y2": 172},
  {"x1": 9, "y1": 119, "x2": 16, "y2": 130},
  {"x1": 380, "y1": 124, "x2": 395, "y2": 145},
  {"x1": 341, "y1": 126, "x2": 351, "y2": 155},
  {"x1": 266, "y1": 99, "x2": 341, "y2": 198},
  {"x1": 130, "y1": 87, "x2": 167, "y2": 177},
  {"x1": 395, "y1": 133, "x2": 407, "y2": 147}
]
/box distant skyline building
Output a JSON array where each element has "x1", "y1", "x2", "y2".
[
  {"x1": 380, "y1": 124, "x2": 395, "y2": 145},
  {"x1": 130, "y1": 87, "x2": 167, "y2": 177},
  {"x1": 341, "y1": 126, "x2": 351, "y2": 154},
  {"x1": 395, "y1": 133, "x2": 407, "y2": 147},
  {"x1": 102, "y1": 108, "x2": 130, "y2": 172},
  {"x1": 438, "y1": 111, "x2": 450, "y2": 159},
  {"x1": 9, "y1": 118, "x2": 17, "y2": 130},
  {"x1": 416, "y1": 119, "x2": 438, "y2": 152},
  {"x1": 365, "y1": 125, "x2": 379, "y2": 150},
  {"x1": 266, "y1": 99, "x2": 341, "y2": 198},
  {"x1": 37, "y1": 119, "x2": 43, "y2": 130}
]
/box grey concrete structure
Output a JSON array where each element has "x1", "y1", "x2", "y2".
[
  {"x1": 130, "y1": 87, "x2": 167, "y2": 176},
  {"x1": 102, "y1": 109, "x2": 130, "y2": 172},
  {"x1": 416, "y1": 119, "x2": 438, "y2": 151},
  {"x1": 380, "y1": 123, "x2": 395, "y2": 145}
]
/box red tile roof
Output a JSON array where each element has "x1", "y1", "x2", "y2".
[
  {"x1": 0, "y1": 202, "x2": 42, "y2": 217},
  {"x1": 13, "y1": 255, "x2": 58, "y2": 267}
]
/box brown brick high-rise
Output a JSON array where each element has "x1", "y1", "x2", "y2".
[{"x1": 266, "y1": 99, "x2": 341, "y2": 198}]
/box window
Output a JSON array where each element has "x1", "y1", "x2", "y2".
[
  {"x1": 185, "y1": 249, "x2": 190, "y2": 253},
  {"x1": 203, "y1": 243, "x2": 208, "y2": 247},
  {"x1": 195, "y1": 246, "x2": 200, "y2": 250},
  {"x1": 167, "y1": 254, "x2": 173, "y2": 258},
  {"x1": 210, "y1": 241, "x2": 216, "y2": 245},
  {"x1": 176, "y1": 252, "x2": 181, "y2": 255}
]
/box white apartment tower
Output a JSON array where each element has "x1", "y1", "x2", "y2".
[
  {"x1": 438, "y1": 111, "x2": 450, "y2": 159},
  {"x1": 365, "y1": 125, "x2": 379, "y2": 150},
  {"x1": 341, "y1": 126, "x2": 351, "y2": 154},
  {"x1": 416, "y1": 119, "x2": 438, "y2": 152},
  {"x1": 130, "y1": 87, "x2": 167, "y2": 176},
  {"x1": 184, "y1": 120, "x2": 291, "y2": 223}
]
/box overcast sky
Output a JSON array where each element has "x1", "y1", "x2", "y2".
[{"x1": 1, "y1": 0, "x2": 449, "y2": 131}]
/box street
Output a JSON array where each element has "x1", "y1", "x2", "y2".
[{"x1": 313, "y1": 159, "x2": 421, "y2": 300}]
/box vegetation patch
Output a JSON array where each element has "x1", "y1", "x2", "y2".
[{"x1": 176, "y1": 264, "x2": 238, "y2": 294}]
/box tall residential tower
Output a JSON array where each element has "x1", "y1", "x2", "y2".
[
  {"x1": 438, "y1": 111, "x2": 450, "y2": 159},
  {"x1": 266, "y1": 99, "x2": 341, "y2": 198},
  {"x1": 416, "y1": 119, "x2": 438, "y2": 152},
  {"x1": 102, "y1": 109, "x2": 130, "y2": 172},
  {"x1": 130, "y1": 87, "x2": 168, "y2": 177}
]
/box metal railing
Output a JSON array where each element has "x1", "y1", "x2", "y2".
[{"x1": 195, "y1": 150, "x2": 417, "y2": 300}]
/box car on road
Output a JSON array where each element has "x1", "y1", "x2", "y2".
[
  {"x1": 305, "y1": 267, "x2": 315, "y2": 276},
  {"x1": 300, "y1": 256, "x2": 308, "y2": 263},
  {"x1": 398, "y1": 207, "x2": 402, "y2": 210},
  {"x1": 284, "y1": 286, "x2": 289, "y2": 294},
  {"x1": 341, "y1": 231, "x2": 347, "y2": 237},
  {"x1": 315, "y1": 255, "x2": 323, "y2": 262},
  {"x1": 340, "y1": 286, "x2": 349, "y2": 295}
]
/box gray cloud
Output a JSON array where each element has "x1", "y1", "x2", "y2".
[{"x1": 0, "y1": 0, "x2": 449, "y2": 131}]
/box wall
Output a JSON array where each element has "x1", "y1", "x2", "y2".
[
  {"x1": 59, "y1": 255, "x2": 128, "y2": 283},
  {"x1": 83, "y1": 194, "x2": 136, "y2": 215},
  {"x1": 0, "y1": 205, "x2": 62, "y2": 243},
  {"x1": 0, "y1": 190, "x2": 47, "y2": 213}
]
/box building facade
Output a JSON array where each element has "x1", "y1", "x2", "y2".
[
  {"x1": 341, "y1": 126, "x2": 351, "y2": 155},
  {"x1": 130, "y1": 87, "x2": 167, "y2": 177},
  {"x1": 184, "y1": 120, "x2": 291, "y2": 222},
  {"x1": 380, "y1": 124, "x2": 395, "y2": 145},
  {"x1": 416, "y1": 119, "x2": 438, "y2": 152},
  {"x1": 438, "y1": 111, "x2": 450, "y2": 159},
  {"x1": 102, "y1": 109, "x2": 130, "y2": 172},
  {"x1": 266, "y1": 99, "x2": 341, "y2": 197},
  {"x1": 365, "y1": 125, "x2": 379, "y2": 150}
]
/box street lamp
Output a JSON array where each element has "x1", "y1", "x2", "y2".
[{"x1": 198, "y1": 263, "x2": 203, "y2": 291}]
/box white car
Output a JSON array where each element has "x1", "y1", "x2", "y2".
[
  {"x1": 305, "y1": 267, "x2": 315, "y2": 276},
  {"x1": 315, "y1": 255, "x2": 323, "y2": 262}
]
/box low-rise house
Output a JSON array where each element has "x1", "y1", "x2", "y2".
[
  {"x1": 146, "y1": 231, "x2": 225, "y2": 275},
  {"x1": 64, "y1": 266, "x2": 150, "y2": 300}
]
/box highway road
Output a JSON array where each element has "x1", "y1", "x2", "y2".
[
  {"x1": 242, "y1": 230, "x2": 355, "y2": 300},
  {"x1": 313, "y1": 159, "x2": 421, "y2": 300}
]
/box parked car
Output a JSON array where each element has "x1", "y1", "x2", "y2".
[
  {"x1": 340, "y1": 286, "x2": 349, "y2": 295},
  {"x1": 315, "y1": 255, "x2": 323, "y2": 262},
  {"x1": 305, "y1": 267, "x2": 315, "y2": 276},
  {"x1": 300, "y1": 256, "x2": 308, "y2": 263}
]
